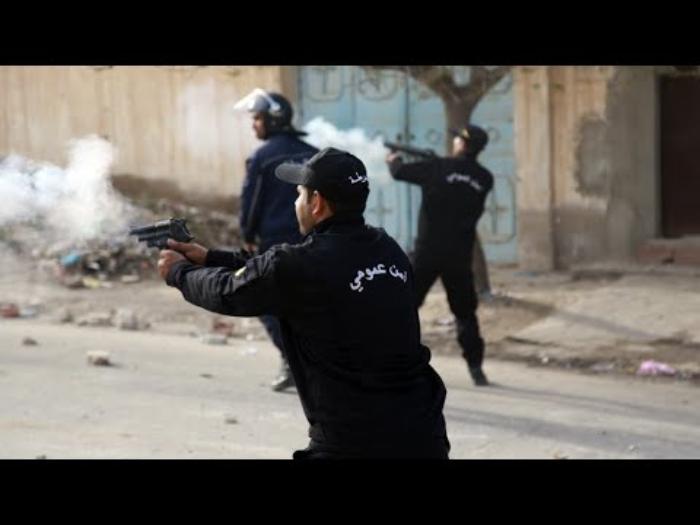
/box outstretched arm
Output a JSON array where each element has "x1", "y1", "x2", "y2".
[
  {"x1": 159, "y1": 247, "x2": 283, "y2": 318},
  {"x1": 387, "y1": 154, "x2": 438, "y2": 186}
]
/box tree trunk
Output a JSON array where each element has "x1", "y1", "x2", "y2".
[
  {"x1": 443, "y1": 99, "x2": 475, "y2": 151},
  {"x1": 472, "y1": 233, "x2": 491, "y2": 295}
]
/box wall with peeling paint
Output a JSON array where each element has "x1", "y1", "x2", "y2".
[{"x1": 515, "y1": 66, "x2": 659, "y2": 269}]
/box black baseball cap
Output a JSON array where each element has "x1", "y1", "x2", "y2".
[
  {"x1": 450, "y1": 124, "x2": 489, "y2": 152},
  {"x1": 275, "y1": 147, "x2": 370, "y2": 206}
]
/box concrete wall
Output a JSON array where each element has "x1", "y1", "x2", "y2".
[
  {"x1": 513, "y1": 66, "x2": 556, "y2": 270},
  {"x1": 0, "y1": 66, "x2": 292, "y2": 208},
  {"x1": 514, "y1": 66, "x2": 659, "y2": 269}
]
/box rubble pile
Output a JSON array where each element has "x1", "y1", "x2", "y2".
[{"x1": 0, "y1": 195, "x2": 242, "y2": 289}]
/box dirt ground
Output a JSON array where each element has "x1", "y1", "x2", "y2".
[
  {"x1": 2, "y1": 254, "x2": 698, "y2": 384},
  {"x1": 420, "y1": 264, "x2": 700, "y2": 383},
  {"x1": 4, "y1": 252, "x2": 700, "y2": 460}
]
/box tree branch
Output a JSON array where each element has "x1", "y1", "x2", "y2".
[
  {"x1": 460, "y1": 66, "x2": 511, "y2": 99},
  {"x1": 362, "y1": 65, "x2": 510, "y2": 108},
  {"x1": 362, "y1": 65, "x2": 461, "y2": 101}
]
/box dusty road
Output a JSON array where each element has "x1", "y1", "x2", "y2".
[{"x1": 2, "y1": 316, "x2": 699, "y2": 459}]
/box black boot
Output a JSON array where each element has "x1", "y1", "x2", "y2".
[
  {"x1": 271, "y1": 361, "x2": 295, "y2": 392},
  {"x1": 469, "y1": 366, "x2": 489, "y2": 386}
]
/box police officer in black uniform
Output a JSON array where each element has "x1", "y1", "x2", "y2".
[
  {"x1": 158, "y1": 147, "x2": 450, "y2": 459},
  {"x1": 387, "y1": 124, "x2": 494, "y2": 386},
  {"x1": 236, "y1": 89, "x2": 319, "y2": 392}
]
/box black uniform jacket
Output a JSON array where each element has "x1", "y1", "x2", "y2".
[
  {"x1": 389, "y1": 154, "x2": 494, "y2": 256},
  {"x1": 166, "y1": 213, "x2": 448, "y2": 456}
]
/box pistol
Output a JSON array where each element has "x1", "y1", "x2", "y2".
[{"x1": 129, "y1": 218, "x2": 194, "y2": 249}]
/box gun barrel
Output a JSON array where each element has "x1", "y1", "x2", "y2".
[
  {"x1": 134, "y1": 231, "x2": 165, "y2": 241},
  {"x1": 383, "y1": 141, "x2": 436, "y2": 158},
  {"x1": 129, "y1": 218, "x2": 175, "y2": 235},
  {"x1": 129, "y1": 225, "x2": 156, "y2": 236},
  {"x1": 128, "y1": 217, "x2": 194, "y2": 246}
]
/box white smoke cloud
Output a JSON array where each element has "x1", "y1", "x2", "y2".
[
  {"x1": 302, "y1": 117, "x2": 392, "y2": 186},
  {"x1": 0, "y1": 135, "x2": 135, "y2": 249}
]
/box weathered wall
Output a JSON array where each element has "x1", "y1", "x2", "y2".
[
  {"x1": 0, "y1": 66, "x2": 291, "y2": 208},
  {"x1": 513, "y1": 66, "x2": 556, "y2": 270},
  {"x1": 515, "y1": 66, "x2": 659, "y2": 269}
]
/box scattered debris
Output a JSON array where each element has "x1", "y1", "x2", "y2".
[
  {"x1": 200, "y1": 333, "x2": 228, "y2": 345},
  {"x1": 62, "y1": 275, "x2": 86, "y2": 289},
  {"x1": 114, "y1": 308, "x2": 144, "y2": 331},
  {"x1": 60, "y1": 252, "x2": 82, "y2": 268},
  {"x1": 628, "y1": 444, "x2": 638, "y2": 452},
  {"x1": 433, "y1": 317, "x2": 455, "y2": 327},
  {"x1": 86, "y1": 350, "x2": 112, "y2": 367},
  {"x1": 241, "y1": 347, "x2": 259, "y2": 356},
  {"x1": 35, "y1": 455, "x2": 47, "y2": 460},
  {"x1": 225, "y1": 416, "x2": 239, "y2": 425},
  {"x1": 552, "y1": 451, "x2": 569, "y2": 460},
  {"x1": 51, "y1": 308, "x2": 73, "y2": 324},
  {"x1": 46, "y1": 239, "x2": 158, "y2": 287},
  {"x1": 28, "y1": 298, "x2": 44, "y2": 309},
  {"x1": 76, "y1": 311, "x2": 113, "y2": 327},
  {"x1": 636, "y1": 360, "x2": 677, "y2": 377},
  {"x1": 200, "y1": 373, "x2": 214, "y2": 379},
  {"x1": 212, "y1": 317, "x2": 235, "y2": 337},
  {"x1": 590, "y1": 361, "x2": 616, "y2": 373},
  {"x1": 1, "y1": 303, "x2": 20, "y2": 318},
  {"x1": 81, "y1": 277, "x2": 102, "y2": 289},
  {"x1": 19, "y1": 307, "x2": 38, "y2": 318},
  {"x1": 21, "y1": 337, "x2": 38, "y2": 346}
]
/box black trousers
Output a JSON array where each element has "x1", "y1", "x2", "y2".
[
  {"x1": 412, "y1": 247, "x2": 485, "y2": 369},
  {"x1": 259, "y1": 314, "x2": 286, "y2": 358}
]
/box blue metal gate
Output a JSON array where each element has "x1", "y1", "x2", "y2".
[{"x1": 297, "y1": 66, "x2": 517, "y2": 263}]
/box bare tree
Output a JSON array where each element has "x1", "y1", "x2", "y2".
[
  {"x1": 364, "y1": 66, "x2": 511, "y2": 294},
  {"x1": 364, "y1": 66, "x2": 510, "y2": 147}
]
